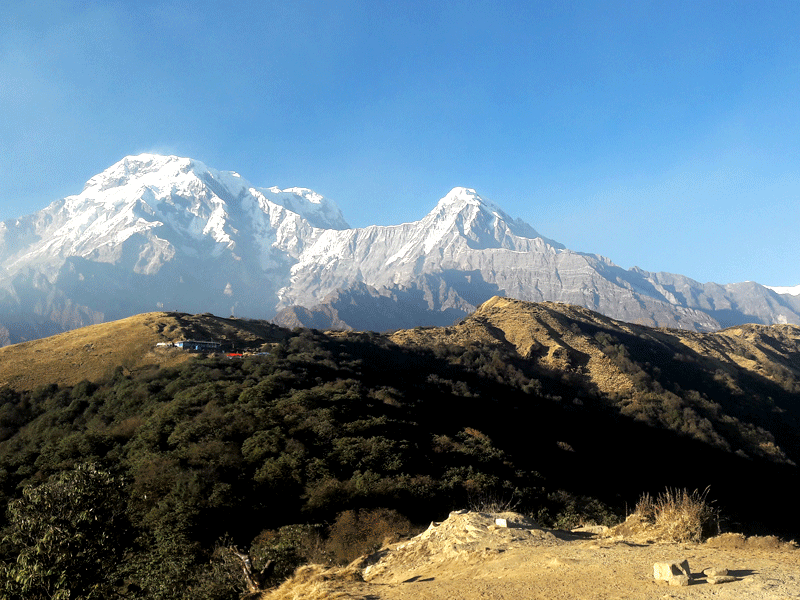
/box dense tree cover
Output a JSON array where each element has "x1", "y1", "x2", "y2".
[
  {"x1": 1, "y1": 464, "x2": 129, "y2": 600},
  {"x1": 0, "y1": 326, "x2": 797, "y2": 598}
]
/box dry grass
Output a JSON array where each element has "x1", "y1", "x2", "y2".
[
  {"x1": 255, "y1": 565, "x2": 366, "y2": 600},
  {"x1": 705, "y1": 532, "x2": 799, "y2": 552},
  {"x1": 0, "y1": 312, "x2": 181, "y2": 390},
  {"x1": 0, "y1": 311, "x2": 287, "y2": 390},
  {"x1": 467, "y1": 490, "x2": 521, "y2": 514},
  {"x1": 629, "y1": 487, "x2": 719, "y2": 543}
]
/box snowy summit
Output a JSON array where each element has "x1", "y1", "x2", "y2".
[{"x1": 0, "y1": 154, "x2": 799, "y2": 346}]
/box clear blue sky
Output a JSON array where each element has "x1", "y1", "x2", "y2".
[{"x1": 2, "y1": 1, "x2": 798, "y2": 286}]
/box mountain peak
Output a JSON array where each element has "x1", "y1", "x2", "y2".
[
  {"x1": 75, "y1": 155, "x2": 349, "y2": 230},
  {"x1": 430, "y1": 187, "x2": 561, "y2": 247},
  {"x1": 433, "y1": 188, "x2": 515, "y2": 223},
  {"x1": 438, "y1": 187, "x2": 491, "y2": 208},
  {"x1": 83, "y1": 154, "x2": 200, "y2": 192}
]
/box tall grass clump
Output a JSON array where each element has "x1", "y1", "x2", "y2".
[{"x1": 634, "y1": 487, "x2": 719, "y2": 542}]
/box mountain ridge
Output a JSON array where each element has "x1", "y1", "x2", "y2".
[
  {"x1": 2, "y1": 296, "x2": 799, "y2": 470},
  {"x1": 1, "y1": 154, "x2": 799, "y2": 345}
]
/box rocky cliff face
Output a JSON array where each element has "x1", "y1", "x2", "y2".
[{"x1": 1, "y1": 154, "x2": 799, "y2": 344}]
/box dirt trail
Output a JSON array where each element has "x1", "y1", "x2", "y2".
[
  {"x1": 363, "y1": 536, "x2": 799, "y2": 600},
  {"x1": 263, "y1": 511, "x2": 800, "y2": 600}
]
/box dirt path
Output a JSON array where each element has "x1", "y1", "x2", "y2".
[
  {"x1": 263, "y1": 512, "x2": 800, "y2": 600},
  {"x1": 362, "y1": 537, "x2": 800, "y2": 600}
]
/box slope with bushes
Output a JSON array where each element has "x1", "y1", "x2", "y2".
[{"x1": 0, "y1": 298, "x2": 797, "y2": 598}]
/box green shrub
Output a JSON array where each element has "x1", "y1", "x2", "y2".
[
  {"x1": 0, "y1": 464, "x2": 130, "y2": 600},
  {"x1": 325, "y1": 508, "x2": 412, "y2": 565},
  {"x1": 250, "y1": 524, "x2": 325, "y2": 585}
]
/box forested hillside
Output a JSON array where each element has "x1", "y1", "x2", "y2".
[{"x1": 0, "y1": 299, "x2": 798, "y2": 598}]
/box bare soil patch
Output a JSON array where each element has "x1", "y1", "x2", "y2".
[{"x1": 260, "y1": 511, "x2": 800, "y2": 600}]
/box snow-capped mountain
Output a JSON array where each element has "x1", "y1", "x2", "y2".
[
  {"x1": 0, "y1": 155, "x2": 348, "y2": 280},
  {"x1": 0, "y1": 154, "x2": 349, "y2": 344},
  {"x1": 1, "y1": 154, "x2": 798, "y2": 345}
]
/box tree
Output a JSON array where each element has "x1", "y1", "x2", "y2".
[{"x1": 0, "y1": 463, "x2": 130, "y2": 600}]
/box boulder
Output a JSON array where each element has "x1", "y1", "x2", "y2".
[{"x1": 653, "y1": 559, "x2": 691, "y2": 585}]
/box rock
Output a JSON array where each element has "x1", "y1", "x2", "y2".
[
  {"x1": 654, "y1": 560, "x2": 692, "y2": 585},
  {"x1": 668, "y1": 575, "x2": 690, "y2": 587},
  {"x1": 572, "y1": 525, "x2": 609, "y2": 535},
  {"x1": 707, "y1": 575, "x2": 736, "y2": 585},
  {"x1": 703, "y1": 567, "x2": 728, "y2": 577},
  {"x1": 495, "y1": 518, "x2": 508, "y2": 528}
]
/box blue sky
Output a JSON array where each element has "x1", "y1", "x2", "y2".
[{"x1": 2, "y1": 0, "x2": 798, "y2": 286}]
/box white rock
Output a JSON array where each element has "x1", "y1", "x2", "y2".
[{"x1": 654, "y1": 559, "x2": 691, "y2": 584}]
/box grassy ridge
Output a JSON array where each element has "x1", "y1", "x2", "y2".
[{"x1": 0, "y1": 311, "x2": 287, "y2": 390}]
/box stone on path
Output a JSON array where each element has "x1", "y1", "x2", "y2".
[
  {"x1": 654, "y1": 559, "x2": 691, "y2": 586},
  {"x1": 668, "y1": 575, "x2": 690, "y2": 587}
]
